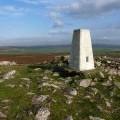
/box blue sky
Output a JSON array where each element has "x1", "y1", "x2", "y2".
[{"x1": 0, "y1": 0, "x2": 120, "y2": 46}]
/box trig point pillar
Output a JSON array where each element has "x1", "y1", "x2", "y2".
[{"x1": 69, "y1": 29, "x2": 95, "y2": 71}]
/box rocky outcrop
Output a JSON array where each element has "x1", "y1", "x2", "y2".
[{"x1": 0, "y1": 61, "x2": 16, "y2": 66}]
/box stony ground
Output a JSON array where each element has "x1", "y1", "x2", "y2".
[{"x1": 0, "y1": 55, "x2": 120, "y2": 120}]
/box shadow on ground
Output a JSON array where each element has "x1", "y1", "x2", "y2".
[{"x1": 28, "y1": 63, "x2": 85, "y2": 78}]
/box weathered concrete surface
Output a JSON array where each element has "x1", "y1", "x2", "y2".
[{"x1": 69, "y1": 29, "x2": 95, "y2": 71}]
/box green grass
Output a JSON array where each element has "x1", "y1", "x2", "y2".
[{"x1": 0, "y1": 57, "x2": 120, "y2": 119}]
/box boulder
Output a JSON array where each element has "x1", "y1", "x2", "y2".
[
  {"x1": 96, "y1": 105, "x2": 103, "y2": 112},
  {"x1": 67, "y1": 88, "x2": 77, "y2": 96},
  {"x1": 96, "y1": 62, "x2": 101, "y2": 67},
  {"x1": 44, "y1": 70, "x2": 51, "y2": 74},
  {"x1": 91, "y1": 82, "x2": 96, "y2": 86},
  {"x1": 64, "y1": 77, "x2": 72, "y2": 83},
  {"x1": 1, "y1": 99, "x2": 11, "y2": 104},
  {"x1": 91, "y1": 88, "x2": 98, "y2": 95},
  {"x1": 40, "y1": 82, "x2": 60, "y2": 89},
  {"x1": 3, "y1": 70, "x2": 16, "y2": 79},
  {"x1": 6, "y1": 84, "x2": 15, "y2": 88},
  {"x1": 32, "y1": 95, "x2": 48, "y2": 104},
  {"x1": 53, "y1": 72, "x2": 59, "y2": 77},
  {"x1": 99, "y1": 72, "x2": 105, "y2": 78},
  {"x1": 89, "y1": 116, "x2": 104, "y2": 120},
  {"x1": 77, "y1": 79, "x2": 92, "y2": 88},
  {"x1": 108, "y1": 76, "x2": 112, "y2": 81},
  {"x1": 26, "y1": 92, "x2": 35, "y2": 96},
  {"x1": 84, "y1": 95, "x2": 91, "y2": 99},
  {"x1": 102, "y1": 81, "x2": 112, "y2": 86},
  {"x1": 35, "y1": 108, "x2": 50, "y2": 120},
  {"x1": 64, "y1": 94, "x2": 74, "y2": 104},
  {"x1": 114, "y1": 82, "x2": 120, "y2": 89},
  {"x1": 66, "y1": 99, "x2": 73, "y2": 104},
  {"x1": 21, "y1": 78, "x2": 31, "y2": 81},
  {"x1": 64, "y1": 115, "x2": 73, "y2": 120},
  {"x1": 0, "y1": 112, "x2": 7, "y2": 118},
  {"x1": 105, "y1": 101, "x2": 111, "y2": 107},
  {"x1": 109, "y1": 69, "x2": 117, "y2": 75},
  {"x1": 43, "y1": 76, "x2": 49, "y2": 80},
  {"x1": 106, "y1": 60, "x2": 111, "y2": 64},
  {"x1": 34, "y1": 68, "x2": 42, "y2": 71}
]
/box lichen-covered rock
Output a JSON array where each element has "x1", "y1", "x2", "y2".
[
  {"x1": 109, "y1": 69, "x2": 118, "y2": 75},
  {"x1": 26, "y1": 92, "x2": 35, "y2": 96},
  {"x1": 89, "y1": 116, "x2": 104, "y2": 120},
  {"x1": 84, "y1": 95, "x2": 91, "y2": 99},
  {"x1": 1, "y1": 99, "x2": 11, "y2": 104},
  {"x1": 102, "y1": 81, "x2": 112, "y2": 86},
  {"x1": 106, "y1": 60, "x2": 111, "y2": 64},
  {"x1": 21, "y1": 78, "x2": 31, "y2": 81},
  {"x1": 64, "y1": 77, "x2": 72, "y2": 83},
  {"x1": 3, "y1": 70, "x2": 16, "y2": 79},
  {"x1": 43, "y1": 76, "x2": 49, "y2": 80},
  {"x1": 6, "y1": 84, "x2": 15, "y2": 88},
  {"x1": 32, "y1": 95, "x2": 48, "y2": 104},
  {"x1": 114, "y1": 82, "x2": 120, "y2": 89},
  {"x1": 96, "y1": 105, "x2": 103, "y2": 112},
  {"x1": 53, "y1": 72, "x2": 59, "y2": 77},
  {"x1": 34, "y1": 68, "x2": 42, "y2": 71},
  {"x1": 44, "y1": 70, "x2": 51, "y2": 74},
  {"x1": 35, "y1": 108, "x2": 50, "y2": 120},
  {"x1": 96, "y1": 62, "x2": 101, "y2": 67},
  {"x1": 99, "y1": 72, "x2": 105, "y2": 78},
  {"x1": 64, "y1": 95, "x2": 73, "y2": 104},
  {"x1": 67, "y1": 88, "x2": 77, "y2": 96},
  {"x1": 64, "y1": 115, "x2": 73, "y2": 120},
  {"x1": 105, "y1": 101, "x2": 111, "y2": 107},
  {"x1": 39, "y1": 82, "x2": 60, "y2": 89},
  {"x1": 0, "y1": 112, "x2": 7, "y2": 118},
  {"x1": 91, "y1": 88, "x2": 98, "y2": 95},
  {"x1": 108, "y1": 76, "x2": 112, "y2": 81},
  {"x1": 91, "y1": 82, "x2": 96, "y2": 86},
  {"x1": 77, "y1": 79, "x2": 92, "y2": 88}
]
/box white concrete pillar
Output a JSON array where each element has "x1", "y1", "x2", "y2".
[{"x1": 69, "y1": 29, "x2": 95, "y2": 71}]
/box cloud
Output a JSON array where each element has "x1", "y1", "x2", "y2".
[
  {"x1": 49, "y1": 29, "x2": 72, "y2": 35},
  {"x1": 0, "y1": 5, "x2": 28, "y2": 16},
  {"x1": 49, "y1": 11, "x2": 64, "y2": 28},
  {"x1": 17, "y1": 0, "x2": 51, "y2": 5},
  {"x1": 46, "y1": 0, "x2": 119, "y2": 29},
  {"x1": 48, "y1": 0, "x2": 120, "y2": 19},
  {"x1": 49, "y1": 11, "x2": 60, "y2": 19},
  {"x1": 52, "y1": 19, "x2": 64, "y2": 28}
]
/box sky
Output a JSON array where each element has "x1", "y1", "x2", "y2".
[{"x1": 0, "y1": 0, "x2": 120, "y2": 46}]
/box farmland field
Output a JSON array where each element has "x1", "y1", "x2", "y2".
[{"x1": 0, "y1": 45, "x2": 119, "y2": 64}]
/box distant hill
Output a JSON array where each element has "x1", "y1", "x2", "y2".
[
  {"x1": 93, "y1": 44, "x2": 120, "y2": 49},
  {"x1": 0, "y1": 44, "x2": 120, "y2": 49}
]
